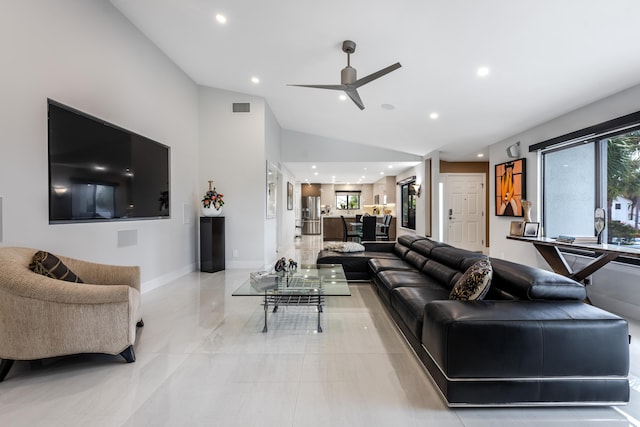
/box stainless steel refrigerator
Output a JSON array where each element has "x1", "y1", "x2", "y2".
[{"x1": 301, "y1": 196, "x2": 321, "y2": 235}]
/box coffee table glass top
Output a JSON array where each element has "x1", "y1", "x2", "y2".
[{"x1": 232, "y1": 264, "x2": 350, "y2": 296}]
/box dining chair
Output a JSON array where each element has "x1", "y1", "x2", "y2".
[
  {"x1": 361, "y1": 215, "x2": 377, "y2": 241},
  {"x1": 341, "y1": 216, "x2": 361, "y2": 242},
  {"x1": 376, "y1": 214, "x2": 392, "y2": 241}
]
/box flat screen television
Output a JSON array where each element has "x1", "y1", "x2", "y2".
[{"x1": 48, "y1": 100, "x2": 170, "y2": 223}]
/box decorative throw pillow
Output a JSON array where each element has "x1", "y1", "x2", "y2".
[
  {"x1": 449, "y1": 258, "x2": 492, "y2": 301},
  {"x1": 340, "y1": 242, "x2": 366, "y2": 253},
  {"x1": 29, "y1": 251, "x2": 84, "y2": 283},
  {"x1": 322, "y1": 241, "x2": 366, "y2": 253}
]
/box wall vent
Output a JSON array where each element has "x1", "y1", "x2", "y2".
[{"x1": 232, "y1": 102, "x2": 250, "y2": 113}]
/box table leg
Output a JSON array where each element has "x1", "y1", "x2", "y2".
[
  {"x1": 262, "y1": 294, "x2": 268, "y2": 333},
  {"x1": 317, "y1": 304, "x2": 323, "y2": 333}
]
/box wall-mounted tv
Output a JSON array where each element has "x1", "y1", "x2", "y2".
[{"x1": 48, "y1": 100, "x2": 170, "y2": 223}]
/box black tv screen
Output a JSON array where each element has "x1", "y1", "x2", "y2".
[{"x1": 48, "y1": 100, "x2": 170, "y2": 223}]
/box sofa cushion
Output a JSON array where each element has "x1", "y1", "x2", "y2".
[
  {"x1": 449, "y1": 258, "x2": 492, "y2": 301},
  {"x1": 374, "y1": 270, "x2": 441, "y2": 303},
  {"x1": 391, "y1": 285, "x2": 451, "y2": 339},
  {"x1": 29, "y1": 250, "x2": 84, "y2": 283},
  {"x1": 368, "y1": 258, "x2": 416, "y2": 275}
]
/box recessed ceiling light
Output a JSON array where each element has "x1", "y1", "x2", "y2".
[
  {"x1": 314, "y1": 172, "x2": 318, "y2": 176},
  {"x1": 339, "y1": 94, "x2": 347, "y2": 101},
  {"x1": 361, "y1": 175, "x2": 366, "y2": 179},
  {"x1": 429, "y1": 112, "x2": 439, "y2": 119},
  {"x1": 251, "y1": 76, "x2": 260, "y2": 84},
  {"x1": 311, "y1": 165, "x2": 316, "y2": 169},
  {"x1": 477, "y1": 66, "x2": 490, "y2": 77},
  {"x1": 215, "y1": 14, "x2": 227, "y2": 24},
  {"x1": 388, "y1": 165, "x2": 393, "y2": 169},
  {"x1": 380, "y1": 172, "x2": 384, "y2": 175},
  {"x1": 477, "y1": 153, "x2": 484, "y2": 158}
]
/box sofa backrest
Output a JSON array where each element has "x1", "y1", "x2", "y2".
[
  {"x1": 411, "y1": 239, "x2": 447, "y2": 257},
  {"x1": 490, "y1": 258, "x2": 587, "y2": 301},
  {"x1": 422, "y1": 260, "x2": 462, "y2": 289}
]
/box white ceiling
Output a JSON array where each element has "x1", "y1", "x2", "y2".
[{"x1": 111, "y1": 0, "x2": 640, "y2": 183}]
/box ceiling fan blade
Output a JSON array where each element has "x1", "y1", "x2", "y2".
[
  {"x1": 344, "y1": 87, "x2": 365, "y2": 110},
  {"x1": 352, "y1": 62, "x2": 401, "y2": 88},
  {"x1": 287, "y1": 84, "x2": 346, "y2": 91}
]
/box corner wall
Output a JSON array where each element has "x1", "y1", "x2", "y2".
[{"x1": 0, "y1": 1, "x2": 199, "y2": 290}]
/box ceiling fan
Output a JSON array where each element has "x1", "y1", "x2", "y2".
[{"x1": 288, "y1": 40, "x2": 401, "y2": 110}]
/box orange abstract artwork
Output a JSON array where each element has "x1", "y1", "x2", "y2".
[{"x1": 495, "y1": 158, "x2": 526, "y2": 217}]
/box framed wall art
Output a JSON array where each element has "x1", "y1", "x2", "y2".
[
  {"x1": 495, "y1": 158, "x2": 526, "y2": 217},
  {"x1": 287, "y1": 181, "x2": 293, "y2": 210}
]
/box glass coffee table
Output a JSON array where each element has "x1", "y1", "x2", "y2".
[{"x1": 232, "y1": 264, "x2": 350, "y2": 332}]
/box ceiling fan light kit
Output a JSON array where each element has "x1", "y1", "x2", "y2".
[{"x1": 288, "y1": 40, "x2": 401, "y2": 110}]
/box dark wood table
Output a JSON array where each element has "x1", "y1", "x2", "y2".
[{"x1": 507, "y1": 235, "x2": 640, "y2": 282}]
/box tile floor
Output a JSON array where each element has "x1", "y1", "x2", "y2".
[{"x1": 0, "y1": 236, "x2": 638, "y2": 426}]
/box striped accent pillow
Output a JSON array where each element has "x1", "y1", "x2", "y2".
[{"x1": 29, "y1": 251, "x2": 84, "y2": 283}]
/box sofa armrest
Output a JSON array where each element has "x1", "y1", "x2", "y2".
[
  {"x1": 1, "y1": 265, "x2": 131, "y2": 305},
  {"x1": 59, "y1": 256, "x2": 141, "y2": 291},
  {"x1": 422, "y1": 300, "x2": 629, "y2": 379}
]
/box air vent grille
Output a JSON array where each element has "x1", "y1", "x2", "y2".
[{"x1": 232, "y1": 102, "x2": 250, "y2": 113}]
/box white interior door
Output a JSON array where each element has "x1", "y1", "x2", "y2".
[{"x1": 442, "y1": 173, "x2": 485, "y2": 252}]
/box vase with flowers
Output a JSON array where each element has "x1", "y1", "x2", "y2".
[{"x1": 201, "y1": 180, "x2": 224, "y2": 217}]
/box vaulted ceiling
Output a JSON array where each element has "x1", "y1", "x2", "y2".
[{"x1": 111, "y1": 0, "x2": 640, "y2": 181}]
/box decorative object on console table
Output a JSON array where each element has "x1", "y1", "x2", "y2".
[
  {"x1": 495, "y1": 158, "x2": 526, "y2": 217},
  {"x1": 509, "y1": 221, "x2": 524, "y2": 236},
  {"x1": 521, "y1": 199, "x2": 533, "y2": 222},
  {"x1": 201, "y1": 180, "x2": 224, "y2": 217},
  {"x1": 594, "y1": 207, "x2": 606, "y2": 244},
  {"x1": 200, "y1": 216, "x2": 225, "y2": 272},
  {"x1": 523, "y1": 222, "x2": 540, "y2": 237}
]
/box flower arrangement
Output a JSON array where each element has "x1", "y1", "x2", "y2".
[{"x1": 202, "y1": 180, "x2": 224, "y2": 210}]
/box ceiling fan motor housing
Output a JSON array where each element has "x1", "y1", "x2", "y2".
[{"x1": 341, "y1": 66, "x2": 357, "y2": 85}]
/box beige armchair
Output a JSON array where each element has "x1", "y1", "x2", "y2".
[{"x1": 0, "y1": 247, "x2": 143, "y2": 381}]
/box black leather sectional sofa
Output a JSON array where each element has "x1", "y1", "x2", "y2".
[{"x1": 316, "y1": 235, "x2": 630, "y2": 407}]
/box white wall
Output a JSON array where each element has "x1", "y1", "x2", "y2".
[
  {"x1": 487, "y1": 83, "x2": 640, "y2": 319},
  {"x1": 198, "y1": 87, "x2": 268, "y2": 268},
  {"x1": 0, "y1": 1, "x2": 199, "y2": 290},
  {"x1": 489, "y1": 83, "x2": 640, "y2": 264},
  {"x1": 265, "y1": 103, "x2": 282, "y2": 263}
]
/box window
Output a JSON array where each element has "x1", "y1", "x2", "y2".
[
  {"x1": 540, "y1": 122, "x2": 640, "y2": 246},
  {"x1": 336, "y1": 192, "x2": 360, "y2": 210},
  {"x1": 399, "y1": 179, "x2": 416, "y2": 229}
]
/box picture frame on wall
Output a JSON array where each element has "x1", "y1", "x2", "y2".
[
  {"x1": 495, "y1": 158, "x2": 526, "y2": 217},
  {"x1": 266, "y1": 162, "x2": 277, "y2": 218},
  {"x1": 287, "y1": 181, "x2": 293, "y2": 210},
  {"x1": 523, "y1": 222, "x2": 540, "y2": 237}
]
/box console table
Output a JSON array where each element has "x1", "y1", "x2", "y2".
[{"x1": 507, "y1": 235, "x2": 640, "y2": 282}]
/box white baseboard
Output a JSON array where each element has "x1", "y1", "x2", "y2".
[
  {"x1": 141, "y1": 262, "x2": 196, "y2": 294},
  {"x1": 225, "y1": 259, "x2": 264, "y2": 269}
]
